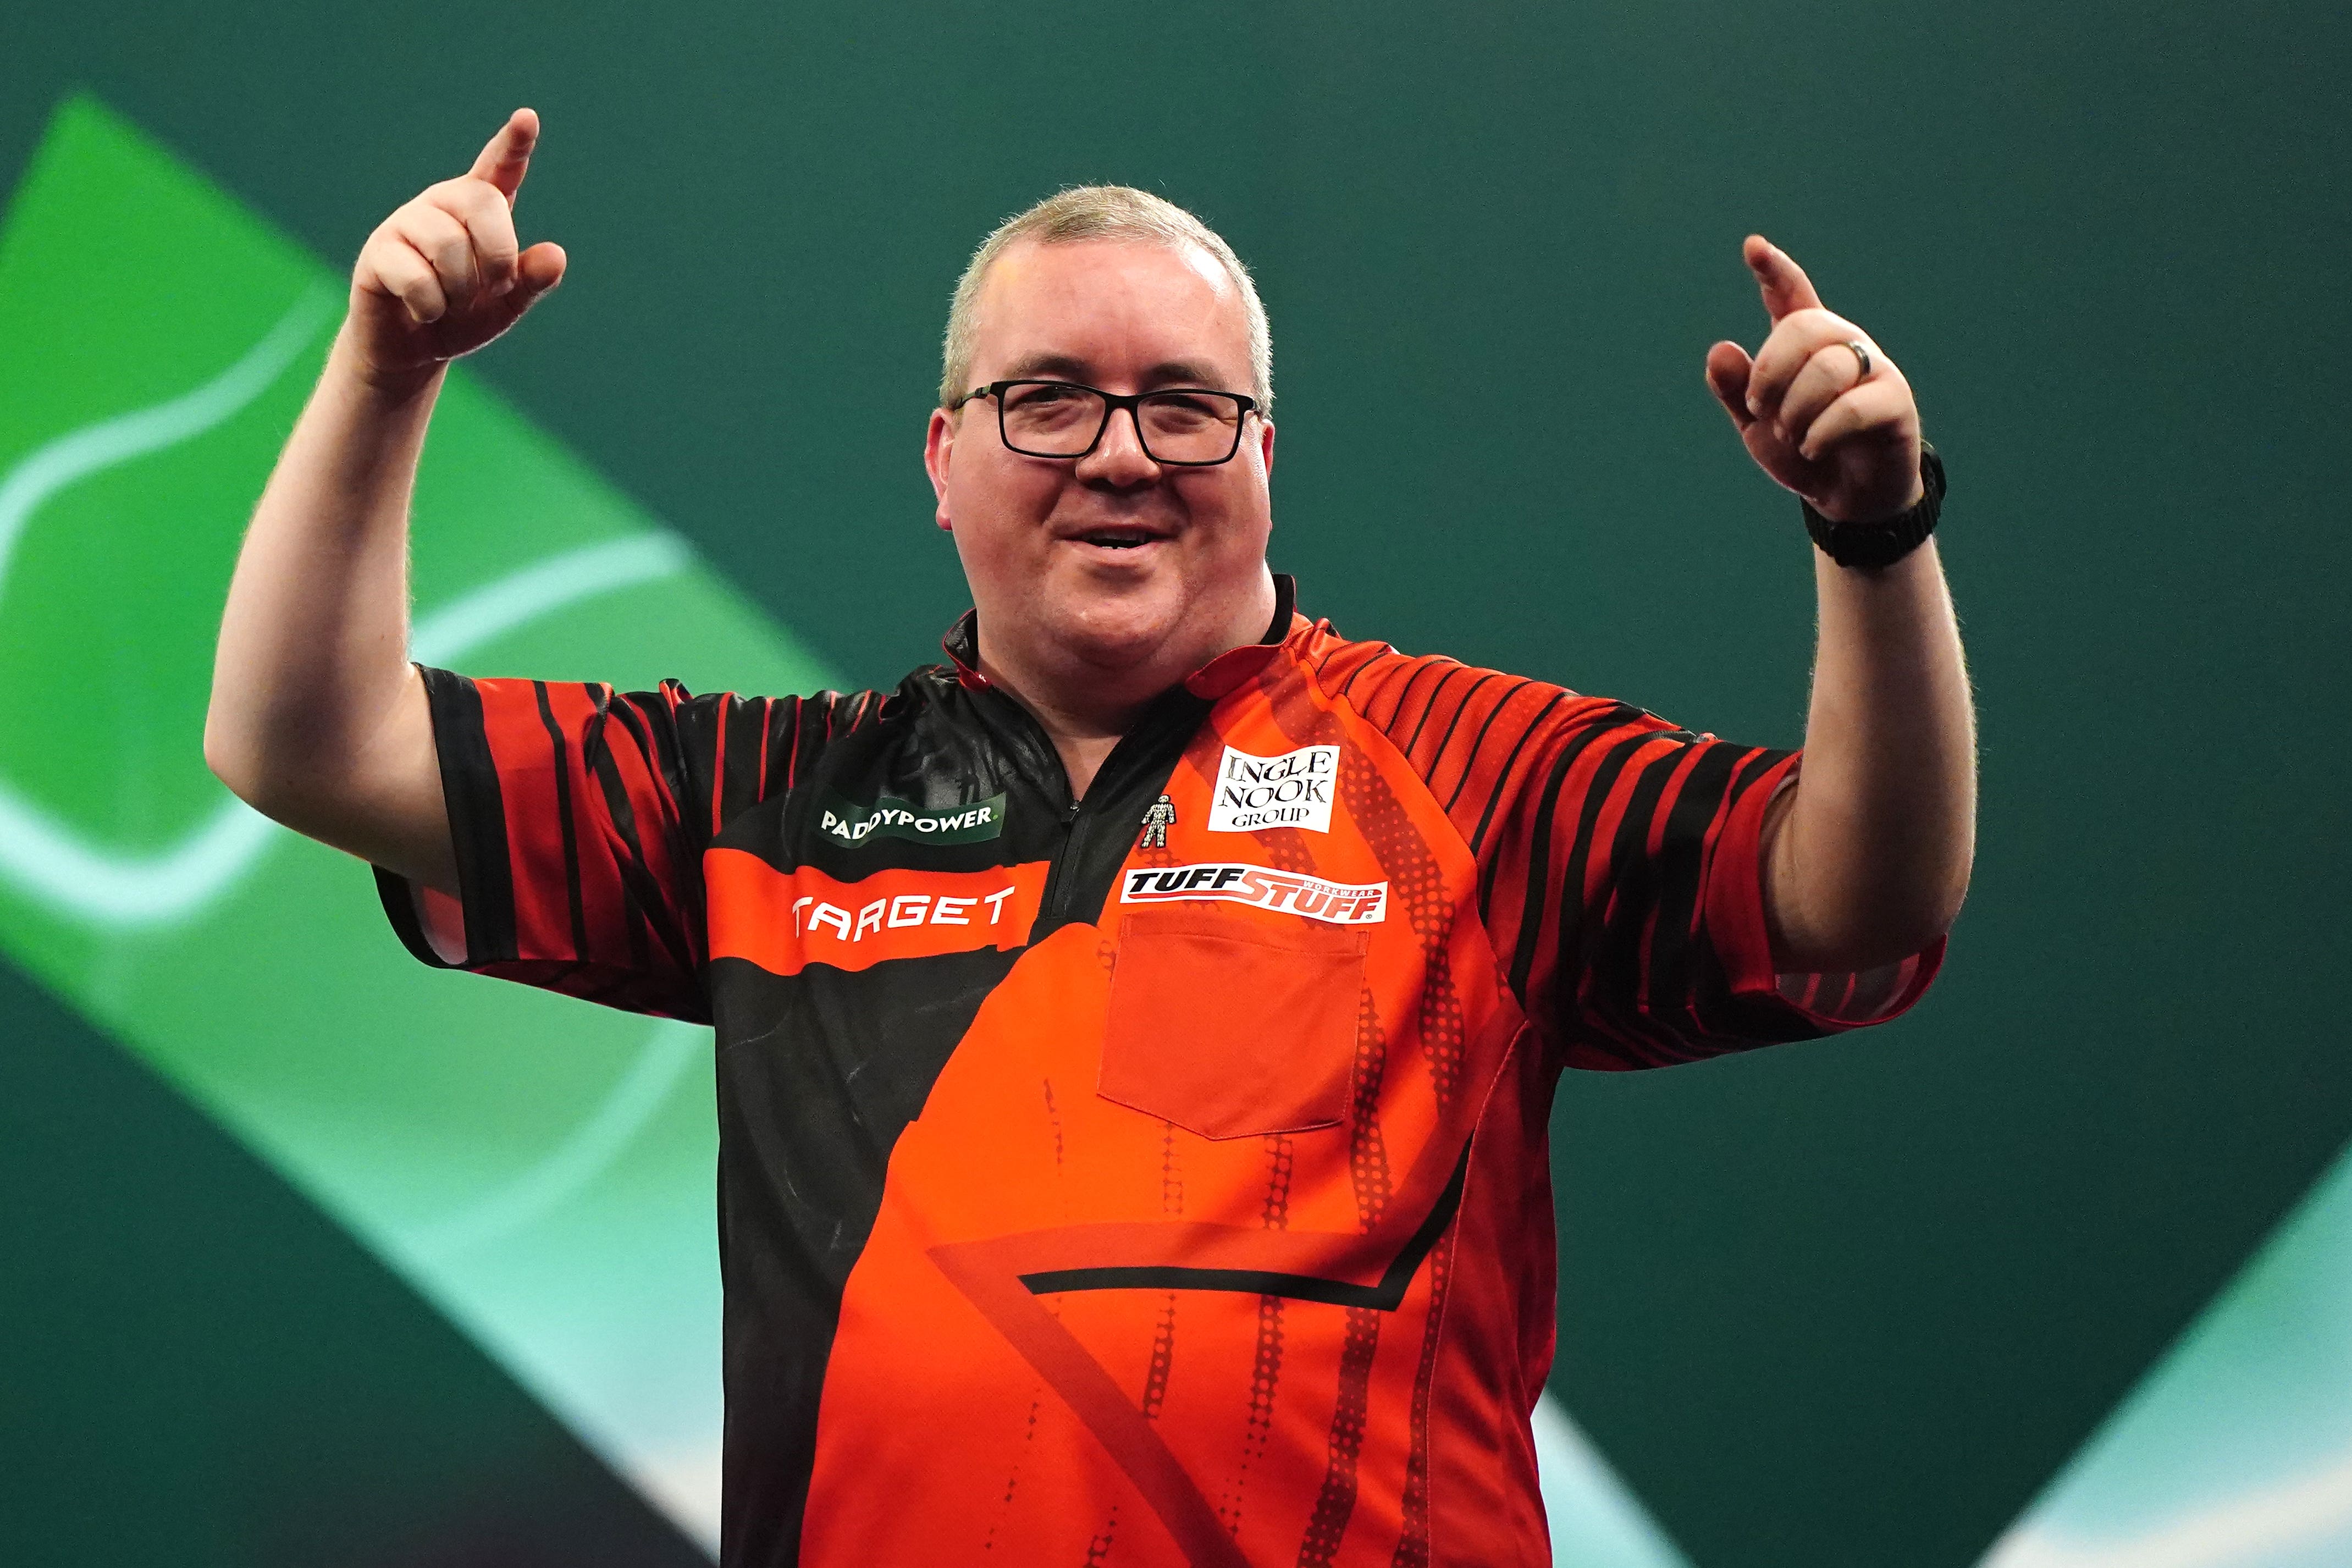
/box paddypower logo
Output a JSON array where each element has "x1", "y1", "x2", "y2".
[
  {"x1": 1207, "y1": 744, "x2": 1339, "y2": 833},
  {"x1": 818, "y1": 792, "x2": 1007, "y2": 848}
]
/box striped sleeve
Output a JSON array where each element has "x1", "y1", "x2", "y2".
[
  {"x1": 1322, "y1": 643, "x2": 1940, "y2": 1069},
  {"x1": 374, "y1": 665, "x2": 879, "y2": 1021}
]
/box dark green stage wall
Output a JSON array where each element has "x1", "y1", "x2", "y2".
[{"x1": 3, "y1": 4, "x2": 2346, "y2": 1565}]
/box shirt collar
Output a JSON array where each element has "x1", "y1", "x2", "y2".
[{"x1": 940, "y1": 573, "x2": 1300, "y2": 696}]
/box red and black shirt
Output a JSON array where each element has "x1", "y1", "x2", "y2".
[{"x1": 378, "y1": 576, "x2": 1938, "y2": 1567}]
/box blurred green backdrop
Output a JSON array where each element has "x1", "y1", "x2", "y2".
[{"x1": 2, "y1": 4, "x2": 2346, "y2": 1566}]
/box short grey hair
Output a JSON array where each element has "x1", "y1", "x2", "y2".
[{"x1": 939, "y1": 185, "x2": 1272, "y2": 415}]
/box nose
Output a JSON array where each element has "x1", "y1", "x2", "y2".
[{"x1": 1074, "y1": 402, "x2": 1162, "y2": 487}]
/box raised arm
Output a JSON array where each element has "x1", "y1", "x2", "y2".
[
  {"x1": 204, "y1": 109, "x2": 565, "y2": 895},
  {"x1": 1703, "y1": 236, "x2": 1977, "y2": 973}
]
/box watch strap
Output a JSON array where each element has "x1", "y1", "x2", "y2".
[{"x1": 1803, "y1": 443, "x2": 1945, "y2": 569}]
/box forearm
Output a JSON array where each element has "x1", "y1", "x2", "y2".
[
  {"x1": 1766, "y1": 538, "x2": 1976, "y2": 970},
  {"x1": 204, "y1": 323, "x2": 452, "y2": 881}
]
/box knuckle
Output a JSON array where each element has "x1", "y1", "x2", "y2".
[
  {"x1": 451, "y1": 177, "x2": 502, "y2": 217},
  {"x1": 430, "y1": 187, "x2": 490, "y2": 233},
  {"x1": 401, "y1": 205, "x2": 456, "y2": 246}
]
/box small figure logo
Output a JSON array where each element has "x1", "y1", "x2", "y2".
[{"x1": 1138, "y1": 794, "x2": 1177, "y2": 849}]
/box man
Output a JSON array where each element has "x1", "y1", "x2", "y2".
[{"x1": 207, "y1": 108, "x2": 1973, "y2": 1567}]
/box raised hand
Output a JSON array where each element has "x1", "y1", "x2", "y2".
[
  {"x1": 1704, "y1": 237, "x2": 1923, "y2": 525},
  {"x1": 346, "y1": 109, "x2": 567, "y2": 385}
]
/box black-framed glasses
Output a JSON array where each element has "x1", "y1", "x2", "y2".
[{"x1": 953, "y1": 380, "x2": 1259, "y2": 466}]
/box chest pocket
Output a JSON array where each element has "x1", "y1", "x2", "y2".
[{"x1": 1097, "y1": 908, "x2": 1368, "y2": 1140}]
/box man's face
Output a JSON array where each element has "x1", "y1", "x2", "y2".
[{"x1": 925, "y1": 238, "x2": 1276, "y2": 680}]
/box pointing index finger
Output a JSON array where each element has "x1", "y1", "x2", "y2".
[
  {"x1": 468, "y1": 108, "x2": 539, "y2": 203},
  {"x1": 1745, "y1": 234, "x2": 1824, "y2": 322}
]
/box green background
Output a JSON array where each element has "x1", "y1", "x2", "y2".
[{"x1": 3, "y1": 3, "x2": 2347, "y2": 1565}]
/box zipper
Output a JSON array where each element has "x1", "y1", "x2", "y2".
[
  {"x1": 986, "y1": 680, "x2": 1190, "y2": 926},
  {"x1": 1039, "y1": 796, "x2": 1085, "y2": 919},
  {"x1": 1048, "y1": 799, "x2": 1090, "y2": 920}
]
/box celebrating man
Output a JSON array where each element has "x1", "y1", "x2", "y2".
[{"x1": 208, "y1": 109, "x2": 1973, "y2": 1567}]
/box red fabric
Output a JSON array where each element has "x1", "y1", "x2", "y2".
[
  {"x1": 1098, "y1": 908, "x2": 1367, "y2": 1139},
  {"x1": 381, "y1": 606, "x2": 1945, "y2": 1567}
]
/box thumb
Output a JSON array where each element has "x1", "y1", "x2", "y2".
[
  {"x1": 474, "y1": 241, "x2": 565, "y2": 337},
  {"x1": 513, "y1": 240, "x2": 566, "y2": 299},
  {"x1": 1704, "y1": 340, "x2": 1757, "y2": 430}
]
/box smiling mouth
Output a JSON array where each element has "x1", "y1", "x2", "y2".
[{"x1": 1072, "y1": 527, "x2": 1163, "y2": 550}]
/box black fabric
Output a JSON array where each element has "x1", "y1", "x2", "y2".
[
  {"x1": 374, "y1": 665, "x2": 516, "y2": 969},
  {"x1": 392, "y1": 579, "x2": 1312, "y2": 1566},
  {"x1": 1501, "y1": 704, "x2": 1643, "y2": 1000},
  {"x1": 709, "y1": 948, "x2": 1018, "y2": 1565},
  {"x1": 698, "y1": 659, "x2": 1213, "y2": 1565},
  {"x1": 430, "y1": 664, "x2": 518, "y2": 960},
  {"x1": 531, "y1": 681, "x2": 592, "y2": 959}
]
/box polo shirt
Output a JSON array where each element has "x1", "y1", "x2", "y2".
[{"x1": 378, "y1": 575, "x2": 1938, "y2": 1566}]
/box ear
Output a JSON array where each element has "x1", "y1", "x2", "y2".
[
  {"x1": 1256, "y1": 415, "x2": 1276, "y2": 478},
  {"x1": 924, "y1": 407, "x2": 956, "y2": 531}
]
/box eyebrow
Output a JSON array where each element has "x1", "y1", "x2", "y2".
[{"x1": 996, "y1": 352, "x2": 1236, "y2": 391}]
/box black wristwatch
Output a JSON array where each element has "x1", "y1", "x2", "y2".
[{"x1": 1803, "y1": 443, "x2": 1945, "y2": 570}]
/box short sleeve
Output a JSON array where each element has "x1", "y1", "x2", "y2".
[
  {"x1": 1330, "y1": 651, "x2": 1942, "y2": 1069},
  {"x1": 374, "y1": 666, "x2": 876, "y2": 1022}
]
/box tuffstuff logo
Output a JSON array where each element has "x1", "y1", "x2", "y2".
[
  {"x1": 1206, "y1": 744, "x2": 1340, "y2": 834},
  {"x1": 819, "y1": 792, "x2": 1006, "y2": 849},
  {"x1": 1119, "y1": 862, "x2": 1387, "y2": 925}
]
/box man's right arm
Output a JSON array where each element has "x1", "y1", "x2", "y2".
[{"x1": 203, "y1": 109, "x2": 566, "y2": 896}]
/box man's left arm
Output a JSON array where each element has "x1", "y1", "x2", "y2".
[{"x1": 1704, "y1": 236, "x2": 1976, "y2": 974}]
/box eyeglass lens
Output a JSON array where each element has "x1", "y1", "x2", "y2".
[{"x1": 998, "y1": 383, "x2": 1245, "y2": 464}]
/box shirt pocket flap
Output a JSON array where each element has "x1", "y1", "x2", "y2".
[{"x1": 1098, "y1": 908, "x2": 1368, "y2": 1141}]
